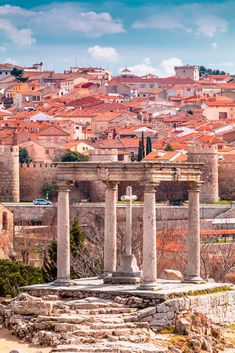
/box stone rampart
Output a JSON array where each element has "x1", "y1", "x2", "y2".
[
  {"x1": 0, "y1": 145, "x2": 19, "y2": 202},
  {"x1": 20, "y1": 163, "x2": 58, "y2": 201},
  {"x1": 219, "y1": 160, "x2": 235, "y2": 199}
]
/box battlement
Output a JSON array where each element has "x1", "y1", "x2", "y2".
[
  {"x1": 188, "y1": 144, "x2": 218, "y2": 155},
  {"x1": 20, "y1": 162, "x2": 57, "y2": 170},
  {"x1": 0, "y1": 145, "x2": 19, "y2": 155}
]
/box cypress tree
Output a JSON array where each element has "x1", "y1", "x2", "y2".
[
  {"x1": 137, "y1": 140, "x2": 144, "y2": 161},
  {"x1": 141, "y1": 131, "x2": 145, "y2": 158},
  {"x1": 146, "y1": 136, "x2": 152, "y2": 155}
]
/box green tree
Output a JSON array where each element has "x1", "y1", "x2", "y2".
[
  {"x1": 19, "y1": 147, "x2": 32, "y2": 164},
  {"x1": 11, "y1": 67, "x2": 28, "y2": 82},
  {"x1": 199, "y1": 66, "x2": 229, "y2": 77},
  {"x1": 42, "y1": 219, "x2": 102, "y2": 282},
  {"x1": 137, "y1": 140, "x2": 144, "y2": 161},
  {"x1": 42, "y1": 182, "x2": 58, "y2": 201},
  {"x1": 165, "y1": 143, "x2": 174, "y2": 151},
  {"x1": 61, "y1": 150, "x2": 88, "y2": 162},
  {"x1": 0, "y1": 259, "x2": 43, "y2": 297},
  {"x1": 146, "y1": 136, "x2": 152, "y2": 155},
  {"x1": 141, "y1": 131, "x2": 145, "y2": 158}
]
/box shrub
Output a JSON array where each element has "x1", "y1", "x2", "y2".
[{"x1": 0, "y1": 259, "x2": 43, "y2": 297}]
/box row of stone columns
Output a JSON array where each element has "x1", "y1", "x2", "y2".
[{"x1": 54, "y1": 180, "x2": 202, "y2": 286}]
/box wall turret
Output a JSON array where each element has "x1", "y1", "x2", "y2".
[
  {"x1": 0, "y1": 146, "x2": 20, "y2": 202},
  {"x1": 188, "y1": 144, "x2": 218, "y2": 203}
]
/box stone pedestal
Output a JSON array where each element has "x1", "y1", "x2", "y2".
[
  {"x1": 52, "y1": 181, "x2": 74, "y2": 287},
  {"x1": 184, "y1": 182, "x2": 203, "y2": 283},
  {"x1": 139, "y1": 182, "x2": 159, "y2": 290},
  {"x1": 103, "y1": 181, "x2": 118, "y2": 276}
]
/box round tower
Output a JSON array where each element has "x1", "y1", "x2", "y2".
[
  {"x1": 188, "y1": 144, "x2": 218, "y2": 203},
  {"x1": 0, "y1": 146, "x2": 20, "y2": 202}
]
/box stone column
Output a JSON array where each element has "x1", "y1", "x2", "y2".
[
  {"x1": 52, "y1": 181, "x2": 73, "y2": 286},
  {"x1": 140, "y1": 182, "x2": 159, "y2": 289},
  {"x1": 103, "y1": 181, "x2": 118, "y2": 275},
  {"x1": 185, "y1": 182, "x2": 203, "y2": 283}
]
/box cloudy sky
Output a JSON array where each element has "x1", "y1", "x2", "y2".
[{"x1": 0, "y1": 0, "x2": 234, "y2": 75}]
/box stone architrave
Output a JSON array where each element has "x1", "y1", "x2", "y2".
[
  {"x1": 52, "y1": 181, "x2": 74, "y2": 287},
  {"x1": 184, "y1": 182, "x2": 203, "y2": 283},
  {"x1": 108, "y1": 186, "x2": 141, "y2": 284}
]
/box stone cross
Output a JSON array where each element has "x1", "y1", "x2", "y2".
[{"x1": 121, "y1": 186, "x2": 137, "y2": 256}]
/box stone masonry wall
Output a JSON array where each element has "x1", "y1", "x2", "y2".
[
  {"x1": 188, "y1": 145, "x2": 219, "y2": 203},
  {"x1": 138, "y1": 290, "x2": 235, "y2": 331},
  {"x1": 0, "y1": 145, "x2": 19, "y2": 202},
  {"x1": 20, "y1": 163, "x2": 58, "y2": 201},
  {"x1": 219, "y1": 160, "x2": 235, "y2": 199}
]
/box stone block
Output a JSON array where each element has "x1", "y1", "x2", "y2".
[
  {"x1": 156, "y1": 303, "x2": 169, "y2": 313},
  {"x1": 137, "y1": 307, "x2": 156, "y2": 320},
  {"x1": 160, "y1": 269, "x2": 183, "y2": 281}
]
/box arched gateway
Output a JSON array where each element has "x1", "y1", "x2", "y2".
[{"x1": 53, "y1": 161, "x2": 203, "y2": 289}]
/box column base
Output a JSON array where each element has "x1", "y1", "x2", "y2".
[
  {"x1": 137, "y1": 281, "x2": 162, "y2": 291},
  {"x1": 182, "y1": 275, "x2": 205, "y2": 284},
  {"x1": 51, "y1": 278, "x2": 76, "y2": 287},
  {"x1": 104, "y1": 271, "x2": 142, "y2": 284}
]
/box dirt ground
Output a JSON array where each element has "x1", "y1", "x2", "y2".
[{"x1": 0, "y1": 327, "x2": 50, "y2": 353}]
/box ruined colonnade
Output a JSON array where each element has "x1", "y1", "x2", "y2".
[{"x1": 53, "y1": 161, "x2": 203, "y2": 288}]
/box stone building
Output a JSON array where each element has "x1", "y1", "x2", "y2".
[
  {"x1": 188, "y1": 145, "x2": 219, "y2": 203},
  {"x1": 0, "y1": 204, "x2": 14, "y2": 258},
  {"x1": 0, "y1": 145, "x2": 19, "y2": 202},
  {"x1": 174, "y1": 65, "x2": 199, "y2": 81}
]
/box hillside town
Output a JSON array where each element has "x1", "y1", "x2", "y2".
[
  {"x1": 1, "y1": 63, "x2": 235, "y2": 163},
  {"x1": 1, "y1": 61, "x2": 235, "y2": 353}
]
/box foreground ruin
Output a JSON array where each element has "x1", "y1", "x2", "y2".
[{"x1": 1, "y1": 283, "x2": 235, "y2": 353}]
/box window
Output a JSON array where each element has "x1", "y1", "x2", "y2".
[
  {"x1": 219, "y1": 112, "x2": 228, "y2": 119},
  {"x1": 46, "y1": 149, "x2": 49, "y2": 154},
  {"x1": 2, "y1": 212, "x2": 7, "y2": 230}
]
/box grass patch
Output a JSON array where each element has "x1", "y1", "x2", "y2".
[
  {"x1": 159, "y1": 325, "x2": 175, "y2": 334},
  {"x1": 168, "y1": 285, "x2": 232, "y2": 299}
]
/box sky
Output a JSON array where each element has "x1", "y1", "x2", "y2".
[{"x1": 0, "y1": 0, "x2": 234, "y2": 76}]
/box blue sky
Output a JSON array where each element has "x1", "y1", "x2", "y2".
[{"x1": 0, "y1": 0, "x2": 234, "y2": 75}]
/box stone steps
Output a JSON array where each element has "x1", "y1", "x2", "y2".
[{"x1": 50, "y1": 342, "x2": 167, "y2": 353}]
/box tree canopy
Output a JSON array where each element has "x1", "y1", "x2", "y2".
[
  {"x1": 19, "y1": 147, "x2": 32, "y2": 164},
  {"x1": 199, "y1": 66, "x2": 227, "y2": 77},
  {"x1": 60, "y1": 150, "x2": 88, "y2": 162},
  {"x1": 11, "y1": 67, "x2": 28, "y2": 83}
]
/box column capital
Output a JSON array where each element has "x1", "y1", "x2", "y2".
[
  {"x1": 104, "y1": 181, "x2": 119, "y2": 190},
  {"x1": 57, "y1": 180, "x2": 72, "y2": 192},
  {"x1": 188, "y1": 181, "x2": 203, "y2": 192},
  {"x1": 143, "y1": 181, "x2": 160, "y2": 193}
]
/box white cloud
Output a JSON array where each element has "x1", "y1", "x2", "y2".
[
  {"x1": 211, "y1": 42, "x2": 218, "y2": 49},
  {"x1": 4, "y1": 57, "x2": 18, "y2": 65},
  {"x1": 88, "y1": 45, "x2": 119, "y2": 61},
  {"x1": 196, "y1": 15, "x2": 227, "y2": 38},
  {"x1": 123, "y1": 57, "x2": 159, "y2": 76},
  {"x1": 132, "y1": 4, "x2": 228, "y2": 38},
  {"x1": 0, "y1": 4, "x2": 125, "y2": 47},
  {"x1": 120, "y1": 57, "x2": 183, "y2": 77},
  {"x1": 160, "y1": 57, "x2": 183, "y2": 76},
  {"x1": 133, "y1": 15, "x2": 187, "y2": 31},
  {"x1": 0, "y1": 19, "x2": 34, "y2": 47},
  {"x1": 0, "y1": 46, "x2": 6, "y2": 52}
]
